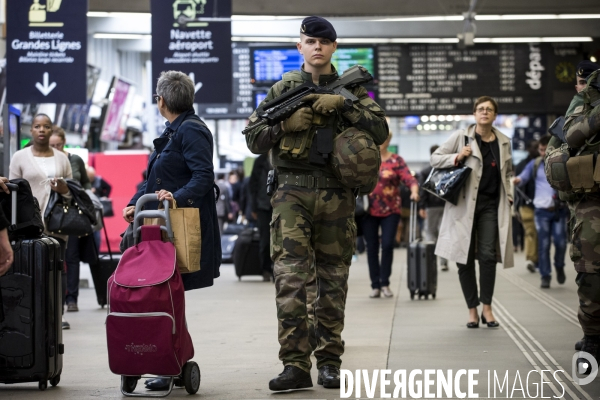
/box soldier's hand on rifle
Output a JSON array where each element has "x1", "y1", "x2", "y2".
[
  {"x1": 304, "y1": 94, "x2": 345, "y2": 115},
  {"x1": 281, "y1": 107, "x2": 314, "y2": 133}
]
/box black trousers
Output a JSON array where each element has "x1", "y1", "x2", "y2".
[
  {"x1": 457, "y1": 195, "x2": 499, "y2": 309},
  {"x1": 65, "y1": 235, "x2": 81, "y2": 304},
  {"x1": 256, "y1": 209, "x2": 273, "y2": 274}
]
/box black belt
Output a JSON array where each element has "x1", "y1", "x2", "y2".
[{"x1": 276, "y1": 171, "x2": 344, "y2": 189}]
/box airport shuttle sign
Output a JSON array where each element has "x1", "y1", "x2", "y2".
[
  {"x1": 151, "y1": 0, "x2": 233, "y2": 104},
  {"x1": 7, "y1": 0, "x2": 87, "y2": 103}
]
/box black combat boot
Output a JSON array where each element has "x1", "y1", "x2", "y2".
[
  {"x1": 577, "y1": 335, "x2": 600, "y2": 375},
  {"x1": 269, "y1": 365, "x2": 312, "y2": 391},
  {"x1": 317, "y1": 365, "x2": 341, "y2": 388}
]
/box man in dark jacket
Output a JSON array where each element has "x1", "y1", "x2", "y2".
[
  {"x1": 419, "y1": 145, "x2": 448, "y2": 270},
  {"x1": 250, "y1": 153, "x2": 273, "y2": 281}
]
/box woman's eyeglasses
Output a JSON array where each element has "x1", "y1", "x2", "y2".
[{"x1": 153, "y1": 94, "x2": 161, "y2": 102}]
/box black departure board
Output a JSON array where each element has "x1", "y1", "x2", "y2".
[
  {"x1": 196, "y1": 42, "x2": 254, "y2": 119},
  {"x1": 377, "y1": 43, "x2": 582, "y2": 115}
]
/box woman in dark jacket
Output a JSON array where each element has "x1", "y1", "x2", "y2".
[{"x1": 122, "y1": 71, "x2": 221, "y2": 390}]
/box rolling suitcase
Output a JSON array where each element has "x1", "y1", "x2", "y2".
[
  {"x1": 90, "y1": 215, "x2": 119, "y2": 308},
  {"x1": 407, "y1": 201, "x2": 437, "y2": 300},
  {"x1": 233, "y1": 227, "x2": 262, "y2": 279},
  {"x1": 0, "y1": 183, "x2": 63, "y2": 390}
]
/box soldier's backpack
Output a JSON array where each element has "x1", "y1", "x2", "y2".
[{"x1": 330, "y1": 127, "x2": 381, "y2": 195}]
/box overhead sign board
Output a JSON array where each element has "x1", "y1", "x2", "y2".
[
  {"x1": 7, "y1": 0, "x2": 87, "y2": 104},
  {"x1": 151, "y1": 0, "x2": 233, "y2": 104}
]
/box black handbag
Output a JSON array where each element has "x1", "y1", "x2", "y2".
[
  {"x1": 100, "y1": 198, "x2": 114, "y2": 217},
  {"x1": 422, "y1": 136, "x2": 472, "y2": 206},
  {"x1": 46, "y1": 200, "x2": 94, "y2": 237}
]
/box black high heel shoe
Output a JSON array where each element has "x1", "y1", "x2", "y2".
[
  {"x1": 466, "y1": 318, "x2": 479, "y2": 328},
  {"x1": 481, "y1": 313, "x2": 499, "y2": 328}
]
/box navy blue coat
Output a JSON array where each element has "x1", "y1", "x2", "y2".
[{"x1": 129, "y1": 109, "x2": 221, "y2": 290}]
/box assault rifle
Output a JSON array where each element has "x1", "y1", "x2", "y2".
[{"x1": 242, "y1": 65, "x2": 373, "y2": 135}]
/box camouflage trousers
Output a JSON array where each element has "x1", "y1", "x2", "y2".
[
  {"x1": 569, "y1": 194, "x2": 600, "y2": 273},
  {"x1": 270, "y1": 184, "x2": 356, "y2": 372},
  {"x1": 576, "y1": 272, "x2": 600, "y2": 335}
]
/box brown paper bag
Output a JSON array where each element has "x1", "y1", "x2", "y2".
[{"x1": 145, "y1": 204, "x2": 201, "y2": 274}]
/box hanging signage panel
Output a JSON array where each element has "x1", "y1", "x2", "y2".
[
  {"x1": 6, "y1": 0, "x2": 87, "y2": 104},
  {"x1": 151, "y1": 0, "x2": 233, "y2": 104}
]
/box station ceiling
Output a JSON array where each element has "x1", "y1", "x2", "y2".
[{"x1": 89, "y1": 0, "x2": 600, "y2": 16}]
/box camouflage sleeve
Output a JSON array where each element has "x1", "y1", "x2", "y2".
[
  {"x1": 244, "y1": 85, "x2": 284, "y2": 154},
  {"x1": 563, "y1": 92, "x2": 600, "y2": 149},
  {"x1": 342, "y1": 86, "x2": 389, "y2": 145},
  {"x1": 564, "y1": 104, "x2": 600, "y2": 149}
]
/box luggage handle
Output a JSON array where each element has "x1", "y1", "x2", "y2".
[
  {"x1": 409, "y1": 200, "x2": 418, "y2": 243},
  {"x1": 132, "y1": 194, "x2": 174, "y2": 244},
  {"x1": 5, "y1": 183, "x2": 18, "y2": 226}
]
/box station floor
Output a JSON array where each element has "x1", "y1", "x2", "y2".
[{"x1": 1, "y1": 248, "x2": 599, "y2": 399}]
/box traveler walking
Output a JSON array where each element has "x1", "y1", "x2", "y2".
[
  {"x1": 363, "y1": 132, "x2": 419, "y2": 298},
  {"x1": 513, "y1": 135, "x2": 567, "y2": 288},
  {"x1": 431, "y1": 96, "x2": 514, "y2": 328},
  {"x1": 122, "y1": 70, "x2": 221, "y2": 391},
  {"x1": 9, "y1": 113, "x2": 73, "y2": 329},
  {"x1": 514, "y1": 140, "x2": 539, "y2": 272},
  {"x1": 50, "y1": 126, "x2": 93, "y2": 312}
]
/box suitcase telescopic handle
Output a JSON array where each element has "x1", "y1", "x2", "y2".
[
  {"x1": 409, "y1": 200, "x2": 417, "y2": 243},
  {"x1": 132, "y1": 194, "x2": 174, "y2": 244},
  {"x1": 5, "y1": 183, "x2": 18, "y2": 226}
]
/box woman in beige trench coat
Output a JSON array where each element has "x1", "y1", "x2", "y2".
[{"x1": 431, "y1": 96, "x2": 514, "y2": 328}]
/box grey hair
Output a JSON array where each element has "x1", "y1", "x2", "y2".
[{"x1": 156, "y1": 71, "x2": 195, "y2": 114}]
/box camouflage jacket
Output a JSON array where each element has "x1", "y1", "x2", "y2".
[{"x1": 244, "y1": 65, "x2": 388, "y2": 175}]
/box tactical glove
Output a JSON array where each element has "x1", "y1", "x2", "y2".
[
  {"x1": 282, "y1": 107, "x2": 314, "y2": 132},
  {"x1": 304, "y1": 94, "x2": 345, "y2": 115}
]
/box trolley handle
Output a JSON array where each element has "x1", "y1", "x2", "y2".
[
  {"x1": 4, "y1": 183, "x2": 18, "y2": 226},
  {"x1": 132, "y1": 194, "x2": 174, "y2": 244}
]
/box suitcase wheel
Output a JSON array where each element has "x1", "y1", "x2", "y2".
[
  {"x1": 38, "y1": 381, "x2": 47, "y2": 391},
  {"x1": 50, "y1": 375, "x2": 60, "y2": 387},
  {"x1": 183, "y1": 361, "x2": 201, "y2": 394},
  {"x1": 121, "y1": 376, "x2": 139, "y2": 394}
]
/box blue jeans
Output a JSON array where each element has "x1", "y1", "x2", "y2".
[
  {"x1": 534, "y1": 207, "x2": 567, "y2": 278},
  {"x1": 363, "y1": 213, "x2": 401, "y2": 289}
]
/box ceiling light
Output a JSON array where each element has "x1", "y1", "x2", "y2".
[
  {"x1": 87, "y1": 12, "x2": 151, "y2": 18},
  {"x1": 474, "y1": 37, "x2": 593, "y2": 43},
  {"x1": 591, "y1": 56, "x2": 598, "y2": 63},
  {"x1": 430, "y1": 116, "x2": 438, "y2": 122},
  {"x1": 93, "y1": 33, "x2": 151, "y2": 40},
  {"x1": 438, "y1": 116, "x2": 446, "y2": 121},
  {"x1": 372, "y1": 14, "x2": 600, "y2": 22},
  {"x1": 421, "y1": 116, "x2": 429, "y2": 122}
]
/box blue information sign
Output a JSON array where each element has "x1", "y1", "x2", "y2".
[
  {"x1": 7, "y1": 0, "x2": 87, "y2": 104},
  {"x1": 151, "y1": 0, "x2": 233, "y2": 104}
]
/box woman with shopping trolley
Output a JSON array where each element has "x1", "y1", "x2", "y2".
[{"x1": 122, "y1": 70, "x2": 221, "y2": 392}]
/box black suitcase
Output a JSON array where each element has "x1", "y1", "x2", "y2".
[
  {"x1": 90, "y1": 215, "x2": 119, "y2": 308},
  {"x1": 407, "y1": 202, "x2": 437, "y2": 300},
  {"x1": 0, "y1": 184, "x2": 63, "y2": 391},
  {"x1": 233, "y1": 227, "x2": 262, "y2": 279}
]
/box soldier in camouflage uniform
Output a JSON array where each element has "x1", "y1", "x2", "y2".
[
  {"x1": 244, "y1": 16, "x2": 388, "y2": 391},
  {"x1": 547, "y1": 60, "x2": 600, "y2": 374}
]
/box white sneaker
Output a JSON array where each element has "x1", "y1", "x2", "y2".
[
  {"x1": 62, "y1": 316, "x2": 70, "y2": 330},
  {"x1": 526, "y1": 260, "x2": 536, "y2": 273},
  {"x1": 381, "y1": 286, "x2": 394, "y2": 297},
  {"x1": 369, "y1": 289, "x2": 381, "y2": 298}
]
